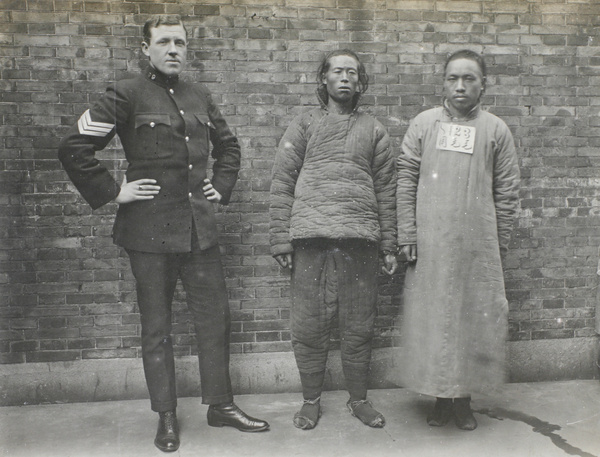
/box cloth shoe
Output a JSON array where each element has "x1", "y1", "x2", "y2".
[
  {"x1": 427, "y1": 397, "x2": 453, "y2": 427},
  {"x1": 346, "y1": 399, "x2": 385, "y2": 428},
  {"x1": 454, "y1": 397, "x2": 478, "y2": 431},
  {"x1": 207, "y1": 402, "x2": 270, "y2": 432},
  {"x1": 154, "y1": 411, "x2": 180, "y2": 453},
  {"x1": 293, "y1": 396, "x2": 322, "y2": 430}
]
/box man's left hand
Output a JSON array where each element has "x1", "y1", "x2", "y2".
[
  {"x1": 203, "y1": 179, "x2": 222, "y2": 203},
  {"x1": 382, "y1": 253, "x2": 398, "y2": 275}
]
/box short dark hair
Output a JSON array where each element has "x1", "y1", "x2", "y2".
[
  {"x1": 443, "y1": 49, "x2": 487, "y2": 79},
  {"x1": 142, "y1": 15, "x2": 187, "y2": 44},
  {"x1": 316, "y1": 49, "x2": 369, "y2": 105}
]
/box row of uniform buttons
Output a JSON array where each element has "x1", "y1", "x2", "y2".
[
  {"x1": 169, "y1": 88, "x2": 188, "y2": 136},
  {"x1": 168, "y1": 87, "x2": 195, "y2": 200}
]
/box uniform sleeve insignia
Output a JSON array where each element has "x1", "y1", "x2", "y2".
[{"x1": 77, "y1": 109, "x2": 115, "y2": 137}]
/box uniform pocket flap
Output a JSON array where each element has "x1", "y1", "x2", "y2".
[
  {"x1": 135, "y1": 113, "x2": 172, "y2": 129},
  {"x1": 194, "y1": 113, "x2": 215, "y2": 129}
]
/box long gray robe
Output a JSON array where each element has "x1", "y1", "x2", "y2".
[{"x1": 396, "y1": 105, "x2": 520, "y2": 397}]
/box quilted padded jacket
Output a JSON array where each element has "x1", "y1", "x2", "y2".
[{"x1": 269, "y1": 99, "x2": 396, "y2": 257}]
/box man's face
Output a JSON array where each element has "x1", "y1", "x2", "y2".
[
  {"x1": 142, "y1": 24, "x2": 187, "y2": 76},
  {"x1": 443, "y1": 58, "x2": 485, "y2": 116},
  {"x1": 322, "y1": 55, "x2": 360, "y2": 105}
]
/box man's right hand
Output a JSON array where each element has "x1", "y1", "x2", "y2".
[
  {"x1": 399, "y1": 244, "x2": 417, "y2": 263},
  {"x1": 274, "y1": 253, "x2": 293, "y2": 270},
  {"x1": 115, "y1": 176, "x2": 161, "y2": 204}
]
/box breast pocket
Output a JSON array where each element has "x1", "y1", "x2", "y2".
[
  {"x1": 194, "y1": 114, "x2": 216, "y2": 155},
  {"x1": 134, "y1": 113, "x2": 174, "y2": 159}
]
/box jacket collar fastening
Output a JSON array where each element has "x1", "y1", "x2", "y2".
[{"x1": 145, "y1": 67, "x2": 180, "y2": 89}]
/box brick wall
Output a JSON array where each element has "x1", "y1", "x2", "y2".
[{"x1": 1, "y1": 0, "x2": 599, "y2": 365}]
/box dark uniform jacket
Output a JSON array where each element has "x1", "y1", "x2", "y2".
[{"x1": 58, "y1": 69, "x2": 241, "y2": 253}]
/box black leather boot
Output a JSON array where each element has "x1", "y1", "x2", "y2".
[
  {"x1": 207, "y1": 402, "x2": 270, "y2": 432},
  {"x1": 154, "y1": 410, "x2": 180, "y2": 452}
]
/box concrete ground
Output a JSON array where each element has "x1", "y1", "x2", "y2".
[{"x1": 0, "y1": 380, "x2": 598, "y2": 457}]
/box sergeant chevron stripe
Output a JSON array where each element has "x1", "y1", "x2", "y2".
[{"x1": 77, "y1": 109, "x2": 115, "y2": 137}]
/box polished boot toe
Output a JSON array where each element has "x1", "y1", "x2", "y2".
[
  {"x1": 207, "y1": 403, "x2": 270, "y2": 432},
  {"x1": 154, "y1": 411, "x2": 180, "y2": 452}
]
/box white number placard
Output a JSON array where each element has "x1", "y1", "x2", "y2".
[{"x1": 436, "y1": 122, "x2": 476, "y2": 154}]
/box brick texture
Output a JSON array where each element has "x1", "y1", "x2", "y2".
[{"x1": 1, "y1": 0, "x2": 599, "y2": 364}]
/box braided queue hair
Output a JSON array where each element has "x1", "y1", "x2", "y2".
[{"x1": 316, "y1": 49, "x2": 369, "y2": 106}]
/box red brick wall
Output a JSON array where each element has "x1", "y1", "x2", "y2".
[{"x1": 2, "y1": 0, "x2": 599, "y2": 364}]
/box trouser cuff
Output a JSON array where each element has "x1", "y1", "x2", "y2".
[
  {"x1": 202, "y1": 392, "x2": 234, "y2": 405},
  {"x1": 151, "y1": 399, "x2": 177, "y2": 413}
]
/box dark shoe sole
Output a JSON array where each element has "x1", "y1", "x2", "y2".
[
  {"x1": 427, "y1": 411, "x2": 453, "y2": 427},
  {"x1": 427, "y1": 417, "x2": 452, "y2": 427},
  {"x1": 154, "y1": 439, "x2": 180, "y2": 453},
  {"x1": 455, "y1": 417, "x2": 478, "y2": 431},
  {"x1": 207, "y1": 420, "x2": 270, "y2": 432}
]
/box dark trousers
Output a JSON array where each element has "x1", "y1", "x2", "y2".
[
  {"x1": 127, "y1": 245, "x2": 233, "y2": 412},
  {"x1": 290, "y1": 239, "x2": 379, "y2": 401}
]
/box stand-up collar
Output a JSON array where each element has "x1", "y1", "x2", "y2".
[
  {"x1": 443, "y1": 99, "x2": 481, "y2": 121},
  {"x1": 145, "y1": 68, "x2": 179, "y2": 88}
]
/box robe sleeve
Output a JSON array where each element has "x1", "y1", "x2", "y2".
[
  {"x1": 492, "y1": 123, "x2": 521, "y2": 252},
  {"x1": 396, "y1": 117, "x2": 422, "y2": 246}
]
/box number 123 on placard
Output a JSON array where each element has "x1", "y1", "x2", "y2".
[{"x1": 436, "y1": 123, "x2": 476, "y2": 154}]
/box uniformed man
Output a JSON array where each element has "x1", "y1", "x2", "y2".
[{"x1": 58, "y1": 15, "x2": 269, "y2": 453}]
